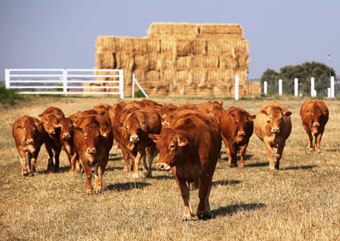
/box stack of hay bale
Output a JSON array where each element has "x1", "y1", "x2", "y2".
[{"x1": 95, "y1": 23, "x2": 260, "y2": 97}]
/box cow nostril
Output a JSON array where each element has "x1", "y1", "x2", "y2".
[{"x1": 87, "y1": 148, "x2": 96, "y2": 154}]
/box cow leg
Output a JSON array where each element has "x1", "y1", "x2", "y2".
[
  {"x1": 174, "y1": 175, "x2": 192, "y2": 221},
  {"x1": 197, "y1": 171, "x2": 212, "y2": 219},
  {"x1": 315, "y1": 132, "x2": 323, "y2": 153},
  {"x1": 144, "y1": 145, "x2": 158, "y2": 178},
  {"x1": 17, "y1": 147, "x2": 29, "y2": 176},
  {"x1": 94, "y1": 159, "x2": 107, "y2": 194},
  {"x1": 63, "y1": 143, "x2": 74, "y2": 172},
  {"x1": 275, "y1": 142, "x2": 286, "y2": 170},
  {"x1": 264, "y1": 139, "x2": 275, "y2": 170},
  {"x1": 79, "y1": 154, "x2": 92, "y2": 194},
  {"x1": 121, "y1": 146, "x2": 131, "y2": 173},
  {"x1": 30, "y1": 147, "x2": 41, "y2": 176},
  {"x1": 132, "y1": 152, "x2": 142, "y2": 178},
  {"x1": 303, "y1": 126, "x2": 314, "y2": 151},
  {"x1": 54, "y1": 146, "x2": 62, "y2": 172},
  {"x1": 45, "y1": 144, "x2": 55, "y2": 172},
  {"x1": 227, "y1": 141, "x2": 237, "y2": 168},
  {"x1": 239, "y1": 142, "x2": 249, "y2": 168}
]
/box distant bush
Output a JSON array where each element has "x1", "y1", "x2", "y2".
[
  {"x1": 134, "y1": 89, "x2": 146, "y2": 98},
  {"x1": 0, "y1": 86, "x2": 22, "y2": 104}
]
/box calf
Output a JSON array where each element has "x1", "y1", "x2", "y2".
[
  {"x1": 123, "y1": 108, "x2": 162, "y2": 178},
  {"x1": 39, "y1": 111, "x2": 64, "y2": 171},
  {"x1": 57, "y1": 117, "x2": 80, "y2": 172},
  {"x1": 12, "y1": 115, "x2": 45, "y2": 176},
  {"x1": 254, "y1": 102, "x2": 292, "y2": 170},
  {"x1": 220, "y1": 107, "x2": 255, "y2": 167},
  {"x1": 149, "y1": 110, "x2": 221, "y2": 220},
  {"x1": 73, "y1": 115, "x2": 113, "y2": 194},
  {"x1": 300, "y1": 99, "x2": 329, "y2": 153}
]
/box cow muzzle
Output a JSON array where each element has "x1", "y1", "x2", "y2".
[
  {"x1": 271, "y1": 128, "x2": 280, "y2": 133},
  {"x1": 237, "y1": 131, "x2": 246, "y2": 137},
  {"x1": 25, "y1": 139, "x2": 34, "y2": 145},
  {"x1": 87, "y1": 147, "x2": 96, "y2": 154},
  {"x1": 63, "y1": 133, "x2": 71, "y2": 140},
  {"x1": 312, "y1": 122, "x2": 320, "y2": 127},
  {"x1": 156, "y1": 162, "x2": 171, "y2": 171},
  {"x1": 130, "y1": 135, "x2": 139, "y2": 143}
]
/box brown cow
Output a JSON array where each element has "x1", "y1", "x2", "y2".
[
  {"x1": 123, "y1": 108, "x2": 162, "y2": 178},
  {"x1": 69, "y1": 109, "x2": 98, "y2": 127},
  {"x1": 254, "y1": 102, "x2": 292, "y2": 170},
  {"x1": 39, "y1": 107, "x2": 65, "y2": 171},
  {"x1": 12, "y1": 115, "x2": 46, "y2": 176},
  {"x1": 57, "y1": 117, "x2": 80, "y2": 172},
  {"x1": 198, "y1": 101, "x2": 224, "y2": 123},
  {"x1": 220, "y1": 107, "x2": 255, "y2": 167},
  {"x1": 93, "y1": 103, "x2": 112, "y2": 126},
  {"x1": 73, "y1": 114, "x2": 113, "y2": 194},
  {"x1": 300, "y1": 99, "x2": 329, "y2": 153},
  {"x1": 149, "y1": 110, "x2": 221, "y2": 220}
]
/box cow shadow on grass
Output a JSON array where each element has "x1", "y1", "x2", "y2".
[
  {"x1": 283, "y1": 165, "x2": 317, "y2": 170},
  {"x1": 105, "y1": 166, "x2": 124, "y2": 171},
  {"x1": 150, "y1": 175, "x2": 174, "y2": 180},
  {"x1": 212, "y1": 203, "x2": 266, "y2": 218},
  {"x1": 245, "y1": 162, "x2": 269, "y2": 168},
  {"x1": 220, "y1": 154, "x2": 253, "y2": 162},
  {"x1": 38, "y1": 166, "x2": 70, "y2": 174},
  {"x1": 106, "y1": 182, "x2": 151, "y2": 192},
  {"x1": 212, "y1": 180, "x2": 241, "y2": 186}
]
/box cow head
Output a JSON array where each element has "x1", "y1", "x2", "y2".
[
  {"x1": 306, "y1": 105, "x2": 326, "y2": 134},
  {"x1": 57, "y1": 118, "x2": 73, "y2": 140},
  {"x1": 149, "y1": 128, "x2": 188, "y2": 171},
  {"x1": 262, "y1": 106, "x2": 291, "y2": 134},
  {"x1": 79, "y1": 123, "x2": 108, "y2": 155},
  {"x1": 19, "y1": 117, "x2": 40, "y2": 146},
  {"x1": 39, "y1": 114, "x2": 61, "y2": 136},
  {"x1": 123, "y1": 114, "x2": 148, "y2": 144},
  {"x1": 230, "y1": 111, "x2": 256, "y2": 144}
]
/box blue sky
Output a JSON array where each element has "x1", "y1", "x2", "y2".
[{"x1": 1, "y1": 0, "x2": 339, "y2": 80}]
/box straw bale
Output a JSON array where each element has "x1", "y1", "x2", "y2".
[
  {"x1": 96, "y1": 52, "x2": 115, "y2": 69},
  {"x1": 160, "y1": 55, "x2": 176, "y2": 70},
  {"x1": 147, "y1": 39, "x2": 161, "y2": 53},
  {"x1": 96, "y1": 36, "x2": 118, "y2": 51},
  {"x1": 134, "y1": 69, "x2": 146, "y2": 82},
  {"x1": 191, "y1": 68, "x2": 207, "y2": 84},
  {"x1": 234, "y1": 40, "x2": 249, "y2": 55},
  {"x1": 176, "y1": 56, "x2": 192, "y2": 70},
  {"x1": 206, "y1": 40, "x2": 235, "y2": 55},
  {"x1": 219, "y1": 54, "x2": 234, "y2": 69},
  {"x1": 160, "y1": 39, "x2": 176, "y2": 54},
  {"x1": 161, "y1": 69, "x2": 175, "y2": 83},
  {"x1": 131, "y1": 38, "x2": 148, "y2": 54},
  {"x1": 133, "y1": 54, "x2": 148, "y2": 70},
  {"x1": 175, "y1": 70, "x2": 190, "y2": 82},
  {"x1": 116, "y1": 53, "x2": 134, "y2": 69},
  {"x1": 147, "y1": 53, "x2": 162, "y2": 70},
  {"x1": 191, "y1": 55, "x2": 219, "y2": 68},
  {"x1": 148, "y1": 23, "x2": 199, "y2": 38},
  {"x1": 147, "y1": 83, "x2": 169, "y2": 96},
  {"x1": 175, "y1": 40, "x2": 192, "y2": 56},
  {"x1": 199, "y1": 24, "x2": 243, "y2": 39},
  {"x1": 192, "y1": 39, "x2": 207, "y2": 55},
  {"x1": 235, "y1": 55, "x2": 250, "y2": 70},
  {"x1": 145, "y1": 70, "x2": 160, "y2": 82}
]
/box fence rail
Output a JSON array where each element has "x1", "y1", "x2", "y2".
[{"x1": 5, "y1": 69, "x2": 124, "y2": 98}]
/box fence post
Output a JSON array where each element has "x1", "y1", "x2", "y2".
[
  {"x1": 327, "y1": 88, "x2": 331, "y2": 98},
  {"x1": 235, "y1": 74, "x2": 239, "y2": 100},
  {"x1": 263, "y1": 81, "x2": 267, "y2": 95},
  {"x1": 5, "y1": 69, "x2": 10, "y2": 89},
  {"x1": 63, "y1": 69, "x2": 67, "y2": 96},
  {"x1": 278, "y1": 79, "x2": 282, "y2": 95},
  {"x1": 132, "y1": 73, "x2": 135, "y2": 98},
  {"x1": 330, "y1": 76, "x2": 335, "y2": 98},
  {"x1": 120, "y1": 70, "x2": 124, "y2": 99},
  {"x1": 294, "y1": 78, "x2": 298, "y2": 96},
  {"x1": 311, "y1": 77, "x2": 315, "y2": 97}
]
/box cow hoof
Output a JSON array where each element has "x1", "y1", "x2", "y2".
[
  {"x1": 94, "y1": 190, "x2": 102, "y2": 194},
  {"x1": 239, "y1": 164, "x2": 245, "y2": 168},
  {"x1": 22, "y1": 171, "x2": 29, "y2": 177},
  {"x1": 197, "y1": 212, "x2": 212, "y2": 220},
  {"x1": 309, "y1": 148, "x2": 314, "y2": 152},
  {"x1": 182, "y1": 214, "x2": 193, "y2": 221},
  {"x1": 229, "y1": 163, "x2": 237, "y2": 168},
  {"x1": 316, "y1": 150, "x2": 322, "y2": 154},
  {"x1": 30, "y1": 171, "x2": 36, "y2": 177},
  {"x1": 143, "y1": 172, "x2": 152, "y2": 178},
  {"x1": 132, "y1": 173, "x2": 139, "y2": 179}
]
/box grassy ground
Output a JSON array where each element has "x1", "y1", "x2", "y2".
[{"x1": 0, "y1": 96, "x2": 339, "y2": 241}]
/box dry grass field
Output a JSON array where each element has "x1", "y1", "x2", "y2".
[{"x1": 0, "y1": 96, "x2": 339, "y2": 241}]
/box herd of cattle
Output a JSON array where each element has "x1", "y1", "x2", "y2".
[{"x1": 12, "y1": 98, "x2": 329, "y2": 220}]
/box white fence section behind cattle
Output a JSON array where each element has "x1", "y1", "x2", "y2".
[
  {"x1": 5, "y1": 69, "x2": 124, "y2": 98},
  {"x1": 132, "y1": 74, "x2": 149, "y2": 98}
]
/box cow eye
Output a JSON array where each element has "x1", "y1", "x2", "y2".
[
  {"x1": 169, "y1": 143, "x2": 175, "y2": 149},
  {"x1": 267, "y1": 120, "x2": 270, "y2": 123}
]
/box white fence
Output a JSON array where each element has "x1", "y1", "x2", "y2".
[
  {"x1": 5, "y1": 69, "x2": 124, "y2": 98},
  {"x1": 263, "y1": 76, "x2": 336, "y2": 98}
]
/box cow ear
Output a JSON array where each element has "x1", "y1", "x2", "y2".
[
  {"x1": 100, "y1": 128, "x2": 109, "y2": 137},
  {"x1": 249, "y1": 115, "x2": 256, "y2": 121},
  {"x1": 148, "y1": 134, "x2": 160, "y2": 143},
  {"x1": 284, "y1": 111, "x2": 292, "y2": 117},
  {"x1": 261, "y1": 110, "x2": 270, "y2": 115},
  {"x1": 73, "y1": 127, "x2": 82, "y2": 133},
  {"x1": 55, "y1": 123, "x2": 62, "y2": 128},
  {"x1": 177, "y1": 135, "x2": 189, "y2": 147}
]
